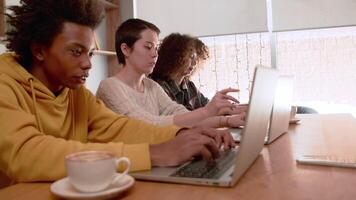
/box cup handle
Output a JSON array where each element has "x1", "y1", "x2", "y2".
[{"x1": 111, "y1": 157, "x2": 131, "y2": 184}]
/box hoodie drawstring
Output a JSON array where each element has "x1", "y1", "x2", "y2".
[
  {"x1": 28, "y1": 78, "x2": 75, "y2": 138},
  {"x1": 70, "y1": 91, "x2": 75, "y2": 138},
  {"x1": 28, "y1": 78, "x2": 43, "y2": 132}
]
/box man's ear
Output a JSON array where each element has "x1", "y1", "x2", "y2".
[
  {"x1": 120, "y1": 43, "x2": 131, "y2": 58},
  {"x1": 30, "y1": 43, "x2": 45, "y2": 61}
]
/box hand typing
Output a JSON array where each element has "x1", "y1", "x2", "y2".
[
  {"x1": 149, "y1": 127, "x2": 235, "y2": 167},
  {"x1": 204, "y1": 88, "x2": 240, "y2": 116},
  {"x1": 220, "y1": 113, "x2": 246, "y2": 128},
  {"x1": 218, "y1": 103, "x2": 248, "y2": 116}
]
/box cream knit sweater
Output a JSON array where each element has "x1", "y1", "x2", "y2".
[{"x1": 96, "y1": 77, "x2": 189, "y2": 126}]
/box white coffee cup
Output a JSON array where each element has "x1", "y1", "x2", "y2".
[{"x1": 65, "y1": 151, "x2": 131, "y2": 193}]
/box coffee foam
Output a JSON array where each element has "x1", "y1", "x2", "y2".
[{"x1": 67, "y1": 151, "x2": 113, "y2": 162}]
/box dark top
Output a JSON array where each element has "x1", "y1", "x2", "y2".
[{"x1": 153, "y1": 78, "x2": 209, "y2": 111}]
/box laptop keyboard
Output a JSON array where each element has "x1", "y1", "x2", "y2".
[
  {"x1": 230, "y1": 128, "x2": 243, "y2": 142},
  {"x1": 170, "y1": 149, "x2": 237, "y2": 179},
  {"x1": 232, "y1": 133, "x2": 242, "y2": 141},
  {"x1": 232, "y1": 131, "x2": 268, "y2": 143}
]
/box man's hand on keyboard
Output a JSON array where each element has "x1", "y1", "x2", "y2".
[
  {"x1": 149, "y1": 127, "x2": 235, "y2": 167},
  {"x1": 198, "y1": 127, "x2": 235, "y2": 151}
]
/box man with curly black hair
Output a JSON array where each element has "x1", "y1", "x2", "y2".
[{"x1": 0, "y1": 0, "x2": 234, "y2": 184}]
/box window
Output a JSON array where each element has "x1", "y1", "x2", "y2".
[
  {"x1": 277, "y1": 26, "x2": 356, "y2": 114},
  {"x1": 191, "y1": 33, "x2": 270, "y2": 103},
  {"x1": 191, "y1": 26, "x2": 356, "y2": 115}
]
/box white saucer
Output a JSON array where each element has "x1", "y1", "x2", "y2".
[
  {"x1": 50, "y1": 173, "x2": 135, "y2": 199},
  {"x1": 289, "y1": 118, "x2": 301, "y2": 124}
]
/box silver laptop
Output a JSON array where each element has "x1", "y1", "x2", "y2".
[
  {"x1": 231, "y1": 76, "x2": 293, "y2": 144},
  {"x1": 130, "y1": 66, "x2": 279, "y2": 187}
]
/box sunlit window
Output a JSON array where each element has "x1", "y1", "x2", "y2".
[
  {"x1": 191, "y1": 26, "x2": 356, "y2": 115},
  {"x1": 277, "y1": 26, "x2": 356, "y2": 115},
  {"x1": 191, "y1": 33, "x2": 271, "y2": 103}
]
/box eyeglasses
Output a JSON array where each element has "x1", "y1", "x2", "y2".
[{"x1": 190, "y1": 53, "x2": 198, "y2": 62}]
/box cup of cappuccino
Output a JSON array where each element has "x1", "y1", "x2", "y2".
[{"x1": 65, "y1": 151, "x2": 131, "y2": 193}]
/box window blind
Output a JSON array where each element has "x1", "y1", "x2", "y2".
[
  {"x1": 271, "y1": 0, "x2": 356, "y2": 32},
  {"x1": 136, "y1": 0, "x2": 268, "y2": 38}
]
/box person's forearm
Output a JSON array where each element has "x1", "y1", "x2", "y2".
[
  {"x1": 195, "y1": 116, "x2": 231, "y2": 128},
  {"x1": 173, "y1": 107, "x2": 210, "y2": 127},
  {"x1": 149, "y1": 144, "x2": 161, "y2": 166},
  {"x1": 149, "y1": 143, "x2": 178, "y2": 167}
]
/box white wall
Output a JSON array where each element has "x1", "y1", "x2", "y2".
[
  {"x1": 87, "y1": 19, "x2": 108, "y2": 94},
  {"x1": 0, "y1": 0, "x2": 20, "y2": 52},
  {"x1": 5, "y1": 0, "x2": 19, "y2": 5},
  {"x1": 0, "y1": 43, "x2": 6, "y2": 53},
  {"x1": 119, "y1": 0, "x2": 135, "y2": 22}
]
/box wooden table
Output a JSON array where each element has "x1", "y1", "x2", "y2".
[{"x1": 1, "y1": 114, "x2": 356, "y2": 200}]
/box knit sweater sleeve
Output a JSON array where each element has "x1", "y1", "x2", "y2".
[{"x1": 96, "y1": 78, "x2": 187, "y2": 126}]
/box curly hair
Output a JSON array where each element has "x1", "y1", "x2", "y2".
[
  {"x1": 151, "y1": 33, "x2": 209, "y2": 80},
  {"x1": 115, "y1": 18, "x2": 160, "y2": 65},
  {"x1": 193, "y1": 37, "x2": 209, "y2": 61},
  {"x1": 5, "y1": 0, "x2": 105, "y2": 69}
]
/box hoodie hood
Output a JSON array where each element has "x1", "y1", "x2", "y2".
[{"x1": 0, "y1": 53, "x2": 72, "y2": 133}]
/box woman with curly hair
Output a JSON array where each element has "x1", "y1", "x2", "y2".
[
  {"x1": 150, "y1": 33, "x2": 213, "y2": 110},
  {"x1": 152, "y1": 33, "x2": 238, "y2": 112},
  {"x1": 97, "y1": 19, "x2": 247, "y2": 128}
]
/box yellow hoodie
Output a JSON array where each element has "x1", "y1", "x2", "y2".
[{"x1": 0, "y1": 53, "x2": 180, "y2": 182}]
